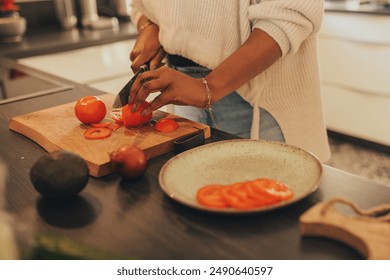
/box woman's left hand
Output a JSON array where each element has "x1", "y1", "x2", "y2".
[{"x1": 129, "y1": 66, "x2": 208, "y2": 115}]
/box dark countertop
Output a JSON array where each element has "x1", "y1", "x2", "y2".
[
  {"x1": 0, "y1": 22, "x2": 137, "y2": 59},
  {"x1": 1, "y1": 60, "x2": 390, "y2": 260}
]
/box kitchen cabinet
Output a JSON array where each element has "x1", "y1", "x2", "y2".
[
  {"x1": 19, "y1": 40, "x2": 136, "y2": 85},
  {"x1": 18, "y1": 39, "x2": 172, "y2": 112},
  {"x1": 318, "y1": 12, "x2": 390, "y2": 146}
]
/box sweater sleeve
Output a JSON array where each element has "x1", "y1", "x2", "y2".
[
  {"x1": 248, "y1": 0, "x2": 323, "y2": 56},
  {"x1": 130, "y1": 2, "x2": 143, "y2": 27}
]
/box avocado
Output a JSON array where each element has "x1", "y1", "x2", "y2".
[{"x1": 30, "y1": 150, "x2": 89, "y2": 199}]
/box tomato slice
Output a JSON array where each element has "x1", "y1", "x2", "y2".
[
  {"x1": 107, "y1": 122, "x2": 122, "y2": 131},
  {"x1": 196, "y1": 185, "x2": 229, "y2": 208},
  {"x1": 91, "y1": 121, "x2": 111, "y2": 128},
  {"x1": 220, "y1": 183, "x2": 262, "y2": 209},
  {"x1": 249, "y1": 178, "x2": 294, "y2": 202},
  {"x1": 110, "y1": 114, "x2": 123, "y2": 124},
  {"x1": 84, "y1": 127, "x2": 112, "y2": 140},
  {"x1": 154, "y1": 118, "x2": 179, "y2": 133},
  {"x1": 245, "y1": 180, "x2": 281, "y2": 206}
]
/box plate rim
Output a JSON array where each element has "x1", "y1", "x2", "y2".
[{"x1": 158, "y1": 139, "x2": 323, "y2": 215}]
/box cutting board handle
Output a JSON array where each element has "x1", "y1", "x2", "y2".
[
  {"x1": 321, "y1": 198, "x2": 390, "y2": 222},
  {"x1": 300, "y1": 198, "x2": 390, "y2": 260}
]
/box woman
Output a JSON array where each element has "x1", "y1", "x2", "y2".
[{"x1": 128, "y1": 0, "x2": 331, "y2": 162}]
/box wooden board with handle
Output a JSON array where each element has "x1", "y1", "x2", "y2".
[
  {"x1": 8, "y1": 94, "x2": 211, "y2": 178},
  {"x1": 300, "y1": 198, "x2": 390, "y2": 260}
]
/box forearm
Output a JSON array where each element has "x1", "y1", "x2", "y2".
[{"x1": 206, "y1": 28, "x2": 282, "y2": 103}]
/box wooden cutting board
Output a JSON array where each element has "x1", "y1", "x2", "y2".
[
  {"x1": 300, "y1": 198, "x2": 390, "y2": 260},
  {"x1": 9, "y1": 94, "x2": 211, "y2": 177}
]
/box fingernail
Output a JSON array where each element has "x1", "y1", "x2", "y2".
[
  {"x1": 140, "y1": 109, "x2": 148, "y2": 116},
  {"x1": 131, "y1": 104, "x2": 137, "y2": 112}
]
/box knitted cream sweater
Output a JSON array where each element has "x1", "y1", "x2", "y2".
[{"x1": 131, "y1": 0, "x2": 331, "y2": 162}]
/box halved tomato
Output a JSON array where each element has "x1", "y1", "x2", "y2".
[{"x1": 122, "y1": 101, "x2": 152, "y2": 127}]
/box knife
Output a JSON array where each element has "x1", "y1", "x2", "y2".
[{"x1": 111, "y1": 64, "x2": 149, "y2": 109}]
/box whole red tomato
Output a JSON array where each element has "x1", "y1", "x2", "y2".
[
  {"x1": 75, "y1": 96, "x2": 107, "y2": 124},
  {"x1": 122, "y1": 101, "x2": 152, "y2": 127},
  {"x1": 109, "y1": 145, "x2": 148, "y2": 180}
]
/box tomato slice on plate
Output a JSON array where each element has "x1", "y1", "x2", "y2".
[
  {"x1": 248, "y1": 178, "x2": 293, "y2": 202},
  {"x1": 220, "y1": 183, "x2": 262, "y2": 209},
  {"x1": 196, "y1": 185, "x2": 229, "y2": 208},
  {"x1": 154, "y1": 118, "x2": 179, "y2": 133},
  {"x1": 245, "y1": 180, "x2": 280, "y2": 206},
  {"x1": 84, "y1": 127, "x2": 112, "y2": 140}
]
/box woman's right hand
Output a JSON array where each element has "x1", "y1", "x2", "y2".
[{"x1": 130, "y1": 17, "x2": 167, "y2": 73}]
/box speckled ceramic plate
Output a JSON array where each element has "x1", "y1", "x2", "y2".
[{"x1": 159, "y1": 139, "x2": 323, "y2": 214}]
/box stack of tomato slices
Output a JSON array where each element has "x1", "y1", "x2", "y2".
[{"x1": 196, "y1": 178, "x2": 294, "y2": 210}]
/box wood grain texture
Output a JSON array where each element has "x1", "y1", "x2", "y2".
[
  {"x1": 8, "y1": 94, "x2": 210, "y2": 177},
  {"x1": 300, "y1": 200, "x2": 390, "y2": 260}
]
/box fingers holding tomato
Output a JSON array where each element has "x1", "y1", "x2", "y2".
[
  {"x1": 122, "y1": 101, "x2": 152, "y2": 127},
  {"x1": 129, "y1": 67, "x2": 208, "y2": 116}
]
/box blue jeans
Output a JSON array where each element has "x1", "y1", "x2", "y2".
[{"x1": 171, "y1": 65, "x2": 285, "y2": 142}]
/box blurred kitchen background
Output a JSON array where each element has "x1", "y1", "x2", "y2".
[{"x1": 1, "y1": 0, "x2": 390, "y2": 187}]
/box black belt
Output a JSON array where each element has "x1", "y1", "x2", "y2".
[{"x1": 167, "y1": 54, "x2": 202, "y2": 67}]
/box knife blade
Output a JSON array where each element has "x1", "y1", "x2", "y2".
[{"x1": 111, "y1": 64, "x2": 149, "y2": 109}]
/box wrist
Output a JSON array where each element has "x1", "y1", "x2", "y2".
[
  {"x1": 203, "y1": 74, "x2": 227, "y2": 104},
  {"x1": 200, "y1": 77, "x2": 219, "y2": 128},
  {"x1": 137, "y1": 16, "x2": 157, "y2": 33},
  {"x1": 201, "y1": 78, "x2": 212, "y2": 109}
]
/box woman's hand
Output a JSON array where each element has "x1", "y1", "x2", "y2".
[
  {"x1": 129, "y1": 67, "x2": 208, "y2": 116},
  {"x1": 130, "y1": 17, "x2": 166, "y2": 72}
]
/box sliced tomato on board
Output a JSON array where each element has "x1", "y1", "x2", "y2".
[
  {"x1": 91, "y1": 121, "x2": 112, "y2": 128},
  {"x1": 154, "y1": 118, "x2": 179, "y2": 133},
  {"x1": 110, "y1": 114, "x2": 123, "y2": 124},
  {"x1": 107, "y1": 122, "x2": 122, "y2": 131},
  {"x1": 84, "y1": 127, "x2": 112, "y2": 140}
]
